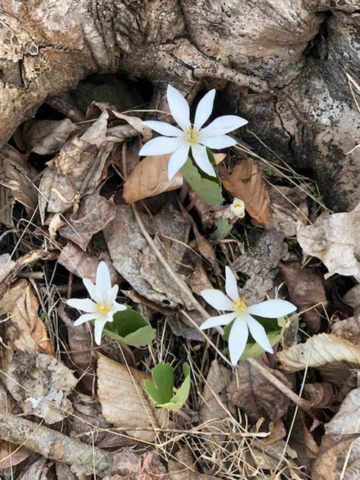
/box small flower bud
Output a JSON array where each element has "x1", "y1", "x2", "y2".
[{"x1": 230, "y1": 198, "x2": 245, "y2": 218}]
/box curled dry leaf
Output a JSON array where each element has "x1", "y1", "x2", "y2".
[
  {"x1": 19, "y1": 118, "x2": 79, "y2": 155},
  {"x1": 280, "y1": 262, "x2": 327, "y2": 333},
  {"x1": 168, "y1": 446, "x2": 219, "y2": 480},
  {"x1": 58, "y1": 241, "x2": 119, "y2": 284},
  {"x1": 332, "y1": 315, "x2": 360, "y2": 345},
  {"x1": 227, "y1": 358, "x2": 292, "y2": 422},
  {"x1": 0, "y1": 144, "x2": 38, "y2": 227},
  {"x1": 219, "y1": 157, "x2": 270, "y2": 226},
  {"x1": 109, "y1": 448, "x2": 168, "y2": 480},
  {"x1": 297, "y1": 204, "x2": 360, "y2": 281},
  {"x1": 124, "y1": 153, "x2": 183, "y2": 204},
  {"x1": 59, "y1": 191, "x2": 116, "y2": 250},
  {"x1": 313, "y1": 388, "x2": 360, "y2": 480},
  {"x1": 303, "y1": 382, "x2": 335, "y2": 409},
  {"x1": 277, "y1": 333, "x2": 360, "y2": 385},
  {"x1": 104, "y1": 203, "x2": 192, "y2": 309},
  {"x1": 97, "y1": 353, "x2": 169, "y2": 442},
  {"x1": 0, "y1": 279, "x2": 53, "y2": 355}
]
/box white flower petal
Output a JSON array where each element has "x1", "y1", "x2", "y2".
[
  {"x1": 191, "y1": 143, "x2": 216, "y2": 177},
  {"x1": 194, "y1": 89, "x2": 216, "y2": 130},
  {"x1": 200, "y1": 115, "x2": 248, "y2": 138},
  {"x1": 167, "y1": 85, "x2": 190, "y2": 131},
  {"x1": 228, "y1": 318, "x2": 249, "y2": 365},
  {"x1": 83, "y1": 278, "x2": 102, "y2": 303},
  {"x1": 200, "y1": 312, "x2": 237, "y2": 330},
  {"x1": 168, "y1": 145, "x2": 190, "y2": 179},
  {"x1": 139, "y1": 136, "x2": 183, "y2": 156},
  {"x1": 248, "y1": 299, "x2": 297, "y2": 318},
  {"x1": 199, "y1": 134, "x2": 237, "y2": 149},
  {"x1": 94, "y1": 318, "x2": 108, "y2": 345},
  {"x1": 96, "y1": 261, "x2": 112, "y2": 299},
  {"x1": 141, "y1": 120, "x2": 183, "y2": 137},
  {"x1": 247, "y1": 315, "x2": 273, "y2": 353},
  {"x1": 106, "y1": 285, "x2": 119, "y2": 305},
  {"x1": 74, "y1": 312, "x2": 98, "y2": 326},
  {"x1": 67, "y1": 298, "x2": 97, "y2": 313},
  {"x1": 225, "y1": 266, "x2": 240, "y2": 302},
  {"x1": 113, "y1": 301, "x2": 127, "y2": 312},
  {"x1": 201, "y1": 289, "x2": 233, "y2": 311}
]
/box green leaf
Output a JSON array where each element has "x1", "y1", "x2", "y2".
[
  {"x1": 144, "y1": 362, "x2": 191, "y2": 412},
  {"x1": 223, "y1": 316, "x2": 284, "y2": 360},
  {"x1": 180, "y1": 157, "x2": 224, "y2": 206},
  {"x1": 144, "y1": 363, "x2": 174, "y2": 405},
  {"x1": 210, "y1": 218, "x2": 233, "y2": 241},
  {"x1": 103, "y1": 307, "x2": 156, "y2": 347}
]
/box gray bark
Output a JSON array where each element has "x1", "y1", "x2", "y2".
[{"x1": 0, "y1": 0, "x2": 359, "y2": 207}]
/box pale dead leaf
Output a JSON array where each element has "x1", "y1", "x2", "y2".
[
  {"x1": 332, "y1": 315, "x2": 360, "y2": 345},
  {"x1": 104, "y1": 204, "x2": 193, "y2": 309},
  {"x1": 60, "y1": 191, "x2": 116, "y2": 250},
  {"x1": 313, "y1": 388, "x2": 360, "y2": 480},
  {"x1": 199, "y1": 360, "x2": 232, "y2": 444},
  {"x1": 0, "y1": 280, "x2": 53, "y2": 355},
  {"x1": 0, "y1": 144, "x2": 38, "y2": 227},
  {"x1": 1, "y1": 350, "x2": 77, "y2": 423},
  {"x1": 297, "y1": 204, "x2": 360, "y2": 281},
  {"x1": 265, "y1": 420, "x2": 287, "y2": 445},
  {"x1": 123, "y1": 154, "x2": 183, "y2": 203},
  {"x1": 168, "y1": 446, "x2": 219, "y2": 480},
  {"x1": 227, "y1": 358, "x2": 292, "y2": 422},
  {"x1": 58, "y1": 241, "x2": 119, "y2": 284},
  {"x1": 97, "y1": 353, "x2": 168, "y2": 442},
  {"x1": 0, "y1": 254, "x2": 15, "y2": 283},
  {"x1": 113, "y1": 111, "x2": 153, "y2": 142},
  {"x1": 280, "y1": 262, "x2": 327, "y2": 333},
  {"x1": 267, "y1": 185, "x2": 308, "y2": 236},
  {"x1": 20, "y1": 118, "x2": 79, "y2": 155},
  {"x1": 219, "y1": 157, "x2": 270, "y2": 226},
  {"x1": 55, "y1": 463, "x2": 77, "y2": 480},
  {"x1": 277, "y1": 333, "x2": 360, "y2": 385},
  {"x1": 16, "y1": 457, "x2": 50, "y2": 480}
]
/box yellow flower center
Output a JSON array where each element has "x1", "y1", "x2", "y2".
[
  {"x1": 96, "y1": 301, "x2": 112, "y2": 316},
  {"x1": 233, "y1": 297, "x2": 248, "y2": 315},
  {"x1": 184, "y1": 126, "x2": 199, "y2": 143}
]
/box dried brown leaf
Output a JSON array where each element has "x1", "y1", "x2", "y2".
[
  {"x1": 168, "y1": 446, "x2": 219, "y2": 480},
  {"x1": 227, "y1": 358, "x2": 292, "y2": 422},
  {"x1": 97, "y1": 353, "x2": 169, "y2": 442},
  {"x1": 277, "y1": 333, "x2": 360, "y2": 385},
  {"x1": 0, "y1": 441, "x2": 31, "y2": 469},
  {"x1": 297, "y1": 204, "x2": 360, "y2": 281},
  {"x1": 110, "y1": 448, "x2": 169, "y2": 480},
  {"x1": 0, "y1": 280, "x2": 53, "y2": 355},
  {"x1": 58, "y1": 241, "x2": 119, "y2": 284},
  {"x1": 123, "y1": 153, "x2": 183, "y2": 203},
  {"x1": 104, "y1": 204, "x2": 192, "y2": 308},
  {"x1": 0, "y1": 144, "x2": 38, "y2": 227},
  {"x1": 304, "y1": 383, "x2": 335, "y2": 409},
  {"x1": 20, "y1": 118, "x2": 79, "y2": 155},
  {"x1": 280, "y1": 262, "x2": 327, "y2": 333},
  {"x1": 342, "y1": 285, "x2": 360, "y2": 316},
  {"x1": 1, "y1": 350, "x2": 77, "y2": 423},
  {"x1": 219, "y1": 157, "x2": 270, "y2": 226},
  {"x1": 60, "y1": 191, "x2": 116, "y2": 250},
  {"x1": 199, "y1": 360, "x2": 232, "y2": 444},
  {"x1": 187, "y1": 266, "x2": 213, "y2": 296},
  {"x1": 332, "y1": 315, "x2": 360, "y2": 345}
]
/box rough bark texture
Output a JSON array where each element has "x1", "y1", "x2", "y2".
[{"x1": 0, "y1": 0, "x2": 359, "y2": 207}]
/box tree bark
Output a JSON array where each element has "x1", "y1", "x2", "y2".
[{"x1": 0, "y1": 0, "x2": 359, "y2": 207}]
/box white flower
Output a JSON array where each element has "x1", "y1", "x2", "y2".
[
  {"x1": 139, "y1": 85, "x2": 248, "y2": 180},
  {"x1": 201, "y1": 267, "x2": 297, "y2": 365},
  {"x1": 67, "y1": 261, "x2": 126, "y2": 345},
  {"x1": 230, "y1": 198, "x2": 245, "y2": 218}
]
